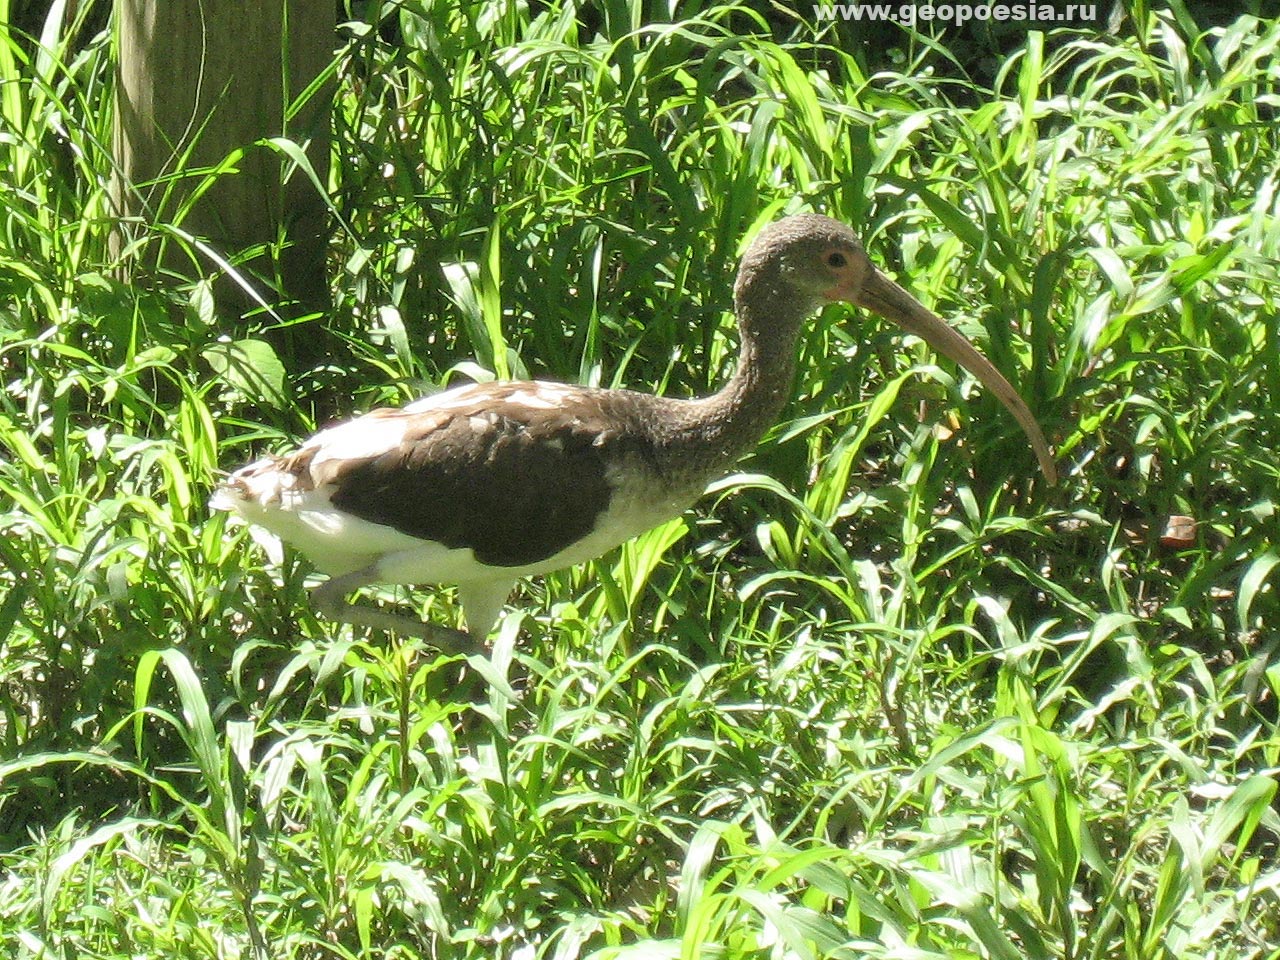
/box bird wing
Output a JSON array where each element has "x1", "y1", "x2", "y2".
[{"x1": 272, "y1": 381, "x2": 634, "y2": 568}]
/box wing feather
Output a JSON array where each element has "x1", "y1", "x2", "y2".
[{"x1": 319, "y1": 382, "x2": 620, "y2": 567}]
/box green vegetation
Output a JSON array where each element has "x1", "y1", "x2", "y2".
[{"x1": 2, "y1": 0, "x2": 1279, "y2": 956}]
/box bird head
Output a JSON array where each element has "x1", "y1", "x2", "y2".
[
  {"x1": 737, "y1": 213, "x2": 867, "y2": 311},
  {"x1": 740, "y1": 212, "x2": 1057, "y2": 483}
]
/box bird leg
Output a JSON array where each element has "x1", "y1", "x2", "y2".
[{"x1": 310, "y1": 569, "x2": 482, "y2": 657}]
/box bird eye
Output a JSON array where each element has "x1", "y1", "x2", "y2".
[{"x1": 826, "y1": 252, "x2": 847, "y2": 268}]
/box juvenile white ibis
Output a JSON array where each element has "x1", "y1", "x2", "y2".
[{"x1": 212, "y1": 214, "x2": 1055, "y2": 654}]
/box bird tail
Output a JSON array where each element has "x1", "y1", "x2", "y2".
[{"x1": 209, "y1": 458, "x2": 294, "y2": 514}]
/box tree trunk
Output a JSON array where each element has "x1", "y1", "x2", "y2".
[{"x1": 111, "y1": 0, "x2": 335, "y2": 315}]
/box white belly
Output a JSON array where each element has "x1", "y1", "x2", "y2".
[{"x1": 218, "y1": 467, "x2": 691, "y2": 588}]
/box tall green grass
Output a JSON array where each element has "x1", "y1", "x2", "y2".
[{"x1": 2, "y1": 0, "x2": 1279, "y2": 957}]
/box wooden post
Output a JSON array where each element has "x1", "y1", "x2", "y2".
[{"x1": 111, "y1": 0, "x2": 335, "y2": 314}]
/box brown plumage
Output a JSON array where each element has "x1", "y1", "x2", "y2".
[{"x1": 298, "y1": 386, "x2": 650, "y2": 566}]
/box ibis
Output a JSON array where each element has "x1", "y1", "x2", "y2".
[{"x1": 212, "y1": 214, "x2": 1055, "y2": 654}]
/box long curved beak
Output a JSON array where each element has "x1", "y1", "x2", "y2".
[{"x1": 835, "y1": 267, "x2": 1057, "y2": 484}]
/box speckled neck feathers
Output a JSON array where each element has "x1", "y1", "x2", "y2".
[{"x1": 642, "y1": 226, "x2": 829, "y2": 494}]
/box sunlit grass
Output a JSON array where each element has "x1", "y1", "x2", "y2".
[{"x1": 2, "y1": 0, "x2": 1279, "y2": 957}]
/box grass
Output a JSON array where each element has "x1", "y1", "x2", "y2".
[{"x1": 2, "y1": 0, "x2": 1280, "y2": 957}]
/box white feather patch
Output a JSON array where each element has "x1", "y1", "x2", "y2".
[
  {"x1": 503, "y1": 384, "x2": 577, "y2": 409},
  {"x1": 306, "y1": 416, "x2": 411, "y2": 469},
  {"x1": 402, "y1": 380, "x2": 580, "y2": 416},
  {"x1": 402, "y1": 381, "x2": 492, "y2": 413}
]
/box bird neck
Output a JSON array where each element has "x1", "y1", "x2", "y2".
[
  {"x1": 655, "y1": 282, "x2": 810, "y2": 489},
  {"x1": 709, "y1": 311, "x2": 801, "y2": 447}
]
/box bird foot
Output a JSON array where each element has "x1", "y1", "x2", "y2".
[{"x1": 311, "y1": 577, "x2": 483, "y2": 657}]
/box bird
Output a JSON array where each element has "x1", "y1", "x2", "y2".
[{"x1": 212, "y1": 213, "x2": 1056, "y2": 655}]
